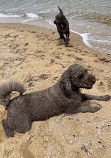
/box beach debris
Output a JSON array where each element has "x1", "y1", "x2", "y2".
[
  {"x1": 4, "y1": 34, "x2": 11, "y2": 38},
  {"x1": 75, "y1": 57, "x2": 83, "y2": 61},
  {"x1": 55, "y1": 56, "x2": 61, "y2": 59},
  {"x1": 99, "y1": 57, "x2": 111, "y2": 63},
  {"x1": 52, "y1": 32, "x2": 55, "y2": 34},
  {"x1": 97, "y1": 141, "x2": 105, "y2": 148},
  {"x1": 13, "y1": 35, "x2": 18, "y2": 38},
  {"x1": 98, "y1": 81, "x2": 103, "y2": 86},
  {"x1": 39, "y1": 74, "x2": 48, "y2": 80},
  {"x1": 81, "y1": 145, "x2": 91, "y2": 156},
  {"x1": 50, "y1": 58, "x2": 55, "y2": 64},
  {"x1": 26, "y1": 76, "x2": 34, "y2": 88},
  {"x1": 27, "y1": 76, "x2": 33, "y2": 82},
  {"x1": 24, "y1": 42, "x2": 29, "y2": 46},
  {"x1": 31, "y1": 31, "x2": 36, "y2": 33},
  {"x1": 58, "y1": 63, "x2": 65, "y2": 68},
  {"x1": 96, "y1": 126, "x2": 101, "y2": 134},
  {"x1": 73, "y1": 134, "x2": 77, "y2": 141},
  {"x1": 28, "y1": 82, "x2": 34, "y2": 88},
  {"x1": 53, "y1": 77, "x2": 58, "y2": 80}
]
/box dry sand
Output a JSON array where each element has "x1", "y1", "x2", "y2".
[{"x1": 0, "y1": 23, "x2": 111, "y2": 158}]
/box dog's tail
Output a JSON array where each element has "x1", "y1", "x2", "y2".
[
  {"x1": 0, "y1": 81, "x2": 25, "y2": 106},
  {"x1": 58, "y1": 6, "x2": 63, "y2": 14}
]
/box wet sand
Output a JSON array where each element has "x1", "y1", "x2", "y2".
[{"x1": 0, "y1": 23, "x2": 111, "y2": 158}]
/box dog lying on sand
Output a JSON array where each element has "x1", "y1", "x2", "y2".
[
  {"x1": 0, "y1": 64, "x2": 110, "y2": 137},
  {"x1": 54, "y1": 6, "x2": 70, "y2": 46}
]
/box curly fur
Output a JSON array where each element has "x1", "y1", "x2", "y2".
[
  {"x1": 0, "y1": 81, "x2": 25, "y2": 106},
  {"x1": 0, "y1": 64, "x2": 110, "y2": 137}
]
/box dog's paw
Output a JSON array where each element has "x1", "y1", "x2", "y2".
[
  {"x1": 103, "y1": 95, "x2": 111, "y2": 101},
  {"x1": 2, "y1": 119, "x2": 15, "y2": 137}
]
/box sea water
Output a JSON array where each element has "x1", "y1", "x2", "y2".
[{"x1": 0, "y1": 0, "x2": 111, "y2": 54}]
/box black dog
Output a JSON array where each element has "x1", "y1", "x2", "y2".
[
  {"x1": 0, "y1": 64, "x2": 110, "y2": 137},
  {"x1": 54, "y1": 6, "x2": 70, "y2": 46}
]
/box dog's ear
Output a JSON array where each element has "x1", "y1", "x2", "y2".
[{"x1": 60, "y1": 69, "x2": 72, "y2": 97}]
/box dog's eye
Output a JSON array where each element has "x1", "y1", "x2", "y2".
[{"x1": 79, "y1": 74, "x2": 84, "y2": 79}]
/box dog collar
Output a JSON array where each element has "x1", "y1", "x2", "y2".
[{"x1": 61, "y1": 24, "x2": 63, "y2": 28}]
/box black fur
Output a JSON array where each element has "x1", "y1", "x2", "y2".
[
  {"x1": 54, "y1": 6, "x2": 70, "y2": 46},
  {"x1": 0, "y1": 64, "x2": 110, "y2": 137}
]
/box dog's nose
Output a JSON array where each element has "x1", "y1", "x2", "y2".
[
  {"x1": 92, "y1": 78, "x2": 96, "y2": 84},
  {"x1": 89, "y1": 75, "x2": 96, "y2": 84}
]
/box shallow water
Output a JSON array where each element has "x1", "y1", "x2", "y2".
[{"x1": 0, "y1": 0, "x2": 111, "y2": 54}]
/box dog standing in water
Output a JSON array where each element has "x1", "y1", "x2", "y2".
[{"x1": 54, "y1": 6, "x2": 70, "y2": 46}]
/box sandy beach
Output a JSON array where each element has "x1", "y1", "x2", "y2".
[{"x1": 0, "y1": 23, "x2": 111, "y2": 158}]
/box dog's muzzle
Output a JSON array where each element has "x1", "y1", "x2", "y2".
[{"x1": 89, "y1": 74, "x2": 96, "y2": 84}]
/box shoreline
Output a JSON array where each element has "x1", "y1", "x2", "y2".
[
  {"x1": 0, "y1": 22, "x2": 110, "y2": 54},
  {"x1": 0, "y1": 23, "x2": 111, "y2": 158},
  {"x1": 0, "y1": 21, "x2": 111, "y2": 55}
]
